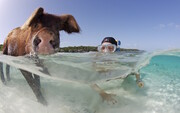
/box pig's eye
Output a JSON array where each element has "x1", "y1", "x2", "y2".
[
  {"x1": 33, "y1": 24, "x2": 38, "y2": 28},
  {"x1": 33, "y1": 37, "x2": 41, "y2": 46},
  {"x1": 49, "y1": 32, "x2": 53, "y2": 36}
]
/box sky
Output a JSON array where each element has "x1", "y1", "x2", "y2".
[{"x1": 0, "y1": 0, "x2": 180, "y2": 50}]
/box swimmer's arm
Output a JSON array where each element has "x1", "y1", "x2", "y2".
[
  {"x1": 91, "y1": 84, "x2": 104, "y2": 94},
  {"x1": 135, "y1": 73, "x2": 140, "y2": 82},
  {"x1": 129, "y1": 72, "x2": 144, "y2": 88},
  {"x1": 91, "y1": 84, "x2": 117, "y2": 104},
  {"x1": 129, "y1": 72, "x2": 141, "y2": 82}
]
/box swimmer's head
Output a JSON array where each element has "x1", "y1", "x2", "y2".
[
  {"x1": 98, "y1": 37, "x2": 117, "y2": 53},
  {"x1": 101, "y1": 37, "x2": 117, "y2": 46}
]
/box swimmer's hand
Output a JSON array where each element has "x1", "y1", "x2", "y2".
[
  {"x1": 135, "y1": 73, "x2": 144, "y2": 88},
  {"x1": 136, "y1": 80, "x2": 144, "y2": 88},
  {"x1": 100, "y1": 92, "x2": 117, "y2": 104}
]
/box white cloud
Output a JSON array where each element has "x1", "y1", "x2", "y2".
[
  {"x1": 167, "y1": 22, "x2": 174, "y2": 27},
  {"x1": 156, "y1": 23, "x2": 180, "y2": 30},
  {"x1": 159, "y1": 24, "x2": 166, "y2": 29},
  {"x1": 175, "y1": 25, "x2": 180, "y2": 28},
  {"x1": 154, "y1": 24, "x2": 166, "y2": 30}
]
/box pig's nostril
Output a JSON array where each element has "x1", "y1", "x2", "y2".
[
  {"x1": 49, "y1": 40, "x2": 56, "y2": 49},
  {"x1": 33, "y1": 37, "x2": 41, "y2": 46}
]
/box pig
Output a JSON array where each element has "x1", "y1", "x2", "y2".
[{"x1": 0, "y1": 7, "x2": 80, "y2": 105}]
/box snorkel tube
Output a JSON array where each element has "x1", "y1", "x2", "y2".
[{"x1": 116, "y1": 40, "x2": 121, "y2": 51}]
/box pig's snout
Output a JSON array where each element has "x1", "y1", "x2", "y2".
[{"x1": 33, "y1": 31, "x2": 58, "y2": 55}]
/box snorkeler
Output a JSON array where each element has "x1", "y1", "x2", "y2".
[
  {"x1": 91, "y1": 37, "x2": 144, "y2": 104},
  {"x1": 98, "y1": 37, "x2": 118, "y2": 53},
  {"x1": 98, "y1": 37, "x2": 143, "y2": 87}
]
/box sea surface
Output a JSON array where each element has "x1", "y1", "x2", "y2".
[{"x1": 0, "y1": 49, "x2": 180, "y2": 113}]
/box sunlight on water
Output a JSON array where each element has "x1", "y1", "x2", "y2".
[{"x1": 0, "y1": 50, "x2": 180, "y2": 113}]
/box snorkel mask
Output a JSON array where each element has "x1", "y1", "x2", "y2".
[
  {"x1": 98, "y1": 37, "x2": 118, "y2": 53},
  {"x1": 98, "y1": 43, "x2": 117, "y2": 53}
]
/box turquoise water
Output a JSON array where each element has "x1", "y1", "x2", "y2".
[
  {"x1": 0, "y1": 50, "x2": 180, "y2": 113},
  {"x1": 139, "y1": 55, "x2": 180, "y2": 113}
]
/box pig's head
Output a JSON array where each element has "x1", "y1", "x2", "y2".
[{"x1": 22, "y1": 7, "x2": 80, "y2": 55}]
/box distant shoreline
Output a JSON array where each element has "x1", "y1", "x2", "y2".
[
  {"x1": 0, "y1": 45, "x2": 140, "y2": 53},
  {"x1": 58, "y1": 46, "x2": 140, "y2": 53}
]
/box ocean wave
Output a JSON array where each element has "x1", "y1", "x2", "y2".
[{"x1": 0, "y1": 49, "x2": 179, "y2": 84}]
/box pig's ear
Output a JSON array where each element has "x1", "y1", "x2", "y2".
[
  {"x1": 21, "y1": 7, "x2": 44, "y2": 29},
  {"x1": 59, "y1": 15, "x2": 80, "y2": 33}
]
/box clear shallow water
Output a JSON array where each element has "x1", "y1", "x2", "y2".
[{"x1": 0, "y1": 50, "x2": 180, "y2": 113}]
